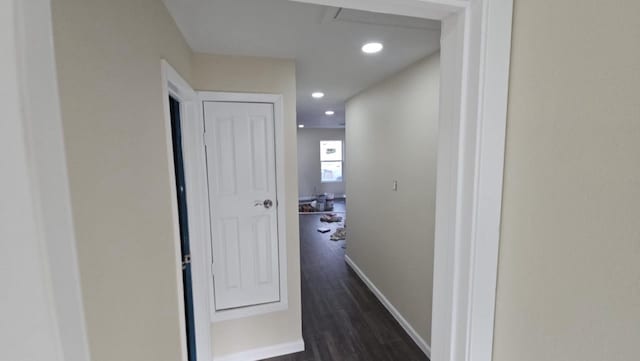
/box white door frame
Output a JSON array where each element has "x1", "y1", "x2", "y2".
[
  {"x1": 199, "y1": 91, "x2": 289, "y2": 323},
  {"x1": 161, "y1": 61, "x2": 213, "y2": 361},
  {"x1": 294, "y1": 1, "x2": 513, "y2": 361},
  {"x1": 3, "y1": 0, "x2": 91, "y2": 361}
]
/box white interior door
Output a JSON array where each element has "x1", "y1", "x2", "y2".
[{"x1": 203, "y1": 101, "x2": 280, "y2": 311}]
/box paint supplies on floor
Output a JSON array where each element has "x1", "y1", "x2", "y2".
[
  {"x1": 299, "y1": 202, "x2": 317, "y2": 213},
  {"x1": 323, "y1": 193, "x2": 335, "y2": 211},
  {"x1": 320, "y1": 213, "x2": 342, "y2": 223},
  {"x1": 330, "y1": 227, "x2": 346, "y2": 241}
]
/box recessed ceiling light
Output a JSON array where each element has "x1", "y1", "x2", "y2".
[
  {"x1": 325, "y1": 110, "x2": 335, "y2": 115},
  {"x1": 311, "y1": 92, "x2": 324, "y2": 99},
  {"x1": 298, "y1": 124, "x2": 305, "y2": 128},
  {"x1": 362, "y1": 42, "x2": 383, "y2": 54}
]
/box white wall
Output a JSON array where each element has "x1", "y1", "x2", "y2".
[
  {"x1": 51, "y1": 0, "x2": 193, "y2": 359},
  {"x1": 297, "y1": 128, "x2": 346, "y2": 198},
  {"x1": 345, "y1": 53, "x2": 439, "y2": 346},
  {"x1": 493, "y1": 1, "x2": 640, "y2": 360},
  {"x1": 191, "y1": 53, "x2": 302, "y2": 358}
]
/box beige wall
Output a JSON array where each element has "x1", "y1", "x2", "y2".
[
  {"x1": 297, "y1": 128, "x2": 346, "y2": 198},
  {"x1": 191, "y1": 53, "x2": 302, "y2": 358},
  {"x1": 51, "y1": 0, "x2": 192, "y2": 360},
  {"x1": 345, "y1": 53, "x2": 439, "y2": 344},
  {"x1": 52, "y1": 2, "x2": 302, "y2": 358},
  {"x1": 493, "y1": 1, "x2": 640, "y2": 360}
]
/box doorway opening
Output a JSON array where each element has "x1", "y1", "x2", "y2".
[
  {"x1": 159, "y1": 0, "x2": 512, "y2": 360},
  {"x1": 297, "y1": 135, "x2": 347, "y2": 240},
  {"x1": 169, "y1": 95, "x2": 198, "y2": 361},
  {"x1": 287, "y1": 4, "x2": 440, "y2": 359}
]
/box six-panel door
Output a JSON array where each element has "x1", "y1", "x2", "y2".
[{"x1": 203, "y1": 101, "x2": 280, "y2": 311}]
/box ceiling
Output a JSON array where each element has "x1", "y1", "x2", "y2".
[{"x1": 163, "y1": 0, "x2": 441, "y2": 128}]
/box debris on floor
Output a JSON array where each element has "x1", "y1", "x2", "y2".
[
  {"x1": 299, "y1": 203, "x2": 317, "y2": 213},
  {"x1": 330, "y1": 227, "x2": 346, "y2": 241},
  {"x1": 320, "y1": 213, "x2": 342, "y2": 223},
  {"x1": 317, "y1": 227, "x2": 331, "y2": 233}
]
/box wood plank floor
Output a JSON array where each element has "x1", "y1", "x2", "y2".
[{"x1": 263, "y1": 207, "x2": 429, "y2": 361}]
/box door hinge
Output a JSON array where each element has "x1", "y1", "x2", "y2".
[{"x1": 181, "y1": 254, "x2": 191, "y2": 270}]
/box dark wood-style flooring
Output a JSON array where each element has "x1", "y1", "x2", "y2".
[{"x1": 263, "y1": 206, "x2": 429, "y2": 361}]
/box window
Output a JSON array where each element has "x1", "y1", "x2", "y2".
[{"x1": 320, "y1": 140, "x2": 343, "y2": 183}]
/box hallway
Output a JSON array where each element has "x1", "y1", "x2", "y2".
[{"x1": 265, "y1": 213, "x2": 429, "y2": 361}]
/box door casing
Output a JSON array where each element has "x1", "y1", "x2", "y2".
[
  {"x1": 290, "y1": 1, "x2": 514, "y2": 361},
  {"x1": 162, "y1": 60, "x2": 213, "y2": 361}
]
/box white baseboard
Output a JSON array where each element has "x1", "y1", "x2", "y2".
[
  {"x1": 344, "y1": 255, "x2": 431, "y2": 358},
  {"x1": 213, "y1": 339, "x2": 305, "y2": 361}
]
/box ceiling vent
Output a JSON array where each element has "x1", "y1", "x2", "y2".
[{"x1": 322, "y1": 7, "x2": 440, "y2": 31}]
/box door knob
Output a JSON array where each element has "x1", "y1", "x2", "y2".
[{"x1": 254, "y1": 199, "x2": 274, "y2": 209}]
